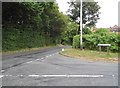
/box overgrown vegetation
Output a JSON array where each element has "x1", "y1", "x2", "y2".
[
  {"x1": 73, "y1": 28, "x2": 120, "y2": 52},
  {"x1": 61, "y1": 20, "x2": 79, "y2": 45},
  {"x1": 61, "y1": 0, "x2": 101, "y2": 45},
  {"x1": 2, "y1": 28, "x2": 54, "y2": 51},
  {"x1": 2, "y1": 2, "x2": 72, "y2": 51},
  {"x1": 73, "y1": 35, "x2": 80, "y2": 48}
]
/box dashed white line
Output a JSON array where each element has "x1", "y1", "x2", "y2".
[
  {"x1": 0, "y1": 75, "x2": 3, "y2": 78},
  {"x1": 36, "y1": 59, "x2": 40, "y2": 61},
  {"x1": 42, "y1": 75, "x2": 67, "y2": 77},
  {"x1": 14, "y1": 75, "x2": 24, "y2": 77},
  {"x1": 5, "y1": 75, "x2": 12, "y2": 77},
  {"x1": 29, "y1": 75, "x2": 40, "y2": 77},
  {"x1": 26, "y1": 61, "x2": 33, "y2": 64},
  {"x1": 1, "y1": 70, "x2": 5, "y2": 73},
  {"x1": 24, "y1": 53, "x2": 58, "y2": 64},
  {"x1": 46, "y1": 56, "x2": 49, "y2": 58},
  {"x1": 41, "y1": 58, "x2": 44, "y2": 59},
  {"x1": 49, "y1": 55, "x2": 52, "y2": 57}
]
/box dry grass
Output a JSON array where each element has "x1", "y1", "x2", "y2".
[{"x1": 60, "y1": 48, "x2": 118, "y2": 63}]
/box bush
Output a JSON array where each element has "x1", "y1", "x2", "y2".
[
  {"x1": 73, "y1": 35, "x2": 80, "y2": 48},
  {"x1": 2, "y1": 28, "x2": 54, "y2": 52},
  {"x1": 83, "y1": 27, "x2": 92, "y2": 34},
  {"x1": 95, "y1": 28, "x2": 110, "y2": 34},
  {"x1": 72, "y1": 29, "x2": 119, "y2": 52}
]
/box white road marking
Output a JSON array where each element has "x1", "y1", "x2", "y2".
[
  {"x1": 112, "y1": 75, "x2": 116, "y2": 86},
  {"x1": 49, "y1": 55, "x2": 52, "y2": 57},
  {"x1": 27, "y1": 74, "x2": 104, "y2": 78},
  {"x1": 42, "y1": 75, "x2": 67, "y2": 77},
  {"x1": 1, "y1": 70, "x2": 5, "y2": 73},
  {"x1": 36, "y1": 59, "x2": 40, "y2": 61},
  {"x1": 68, "y1": 75, "x2": 104, "y2": 78},
  {"x1": 25, "y1": 53, "x2": 57, "y2": 64},
  {"x1": 41, "y1": 75, "x2": 104, "y2": 78},
  {"x1": 5, "y1": 75, "x2": 12, "y2": 77},
  {"x1": 3, "y1": 74, "x2": 118, "y2": 79},
  {"x1": 41, "y1": 58, "x2": 44, "y2": 59},
  {"x1": 21, "y1": 52, "x2": 59, "y2": 65},
  {"x1": 0, "y1": 75, "x2": 3, "y2": 78},
  {"x1": 16, "y1": 75, "x2": 24, "y2": 77},
  {"x1": 46, "y1": 56, "x2": 49, "y2": 58},
  {"x1": 29, "y1": 75, "x2": 40, "y2": 77},
  {"x1": 26, "y1": 61, "x2": 33, "y2": 64},
  {"x1": 62, "y1": 48, "x2": 64, "y2": 51},
  {"x1": 5, "y1": 75, "x2": 10, "y2": 77}
]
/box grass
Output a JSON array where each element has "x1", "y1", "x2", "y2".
[{"x1": 60, "y1": 48, "x2": 118, "y2": 62}]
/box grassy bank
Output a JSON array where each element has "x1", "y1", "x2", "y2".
[{"x1": 60, "y1": 48, "x2": 118, "y2": 62}]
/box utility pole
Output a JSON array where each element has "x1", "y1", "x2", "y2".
[{"x1": 80, "y1": 0, "x2": 83, "y2": 50}]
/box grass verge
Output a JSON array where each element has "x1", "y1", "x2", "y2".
[{"x1": 60, "y1": 48, "x2": 118, "y2": 63}]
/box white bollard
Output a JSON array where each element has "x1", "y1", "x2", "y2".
[{"x1": 62, "y1": 48, "x2": 64, "y2": 51}]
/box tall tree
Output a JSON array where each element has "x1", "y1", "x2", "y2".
[
  {"x1": 2, "y1": 2, "x2": 69, "y2": 50},
  {"x1": 67, "y1": 0, "x2": 101, "y2": 27}
]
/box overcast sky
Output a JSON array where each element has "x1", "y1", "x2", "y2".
[{"x1": 56, "y1": 0, "x2": 119, "y2": 28}]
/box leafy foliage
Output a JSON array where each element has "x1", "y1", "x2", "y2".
[
  {"x1": 68, "y1": 1, "x2": 101, "y2": 26},
  {"x1": 72, "y1": 28, "x2": 119, "y2": 52},
  {"x1": 2, "y1": 2, "x2": 69, "y2": 51},
  {"x1": 73, "y1": 35, "x2": 80, "y2": 48},
  {"x1": 61, "y1": 17, "x2": 79, "y2": 45},
  {"x1": 83, "y1": 26, "x2": 92, "y2": 34}
]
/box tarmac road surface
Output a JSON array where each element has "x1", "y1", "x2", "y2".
[{"x1": 1, "y1": 46, "x2": 118, "y2": 86}]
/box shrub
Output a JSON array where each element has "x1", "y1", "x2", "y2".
[
  {"x1": 73, "y1": 35, "x2": 80, "y2": 48},
  {"x1": 95, "y1": 28, "x2": 110, "y2": 34},
  {"x1": 83, "y1": 27, "x2": 92, "y2": 34},
  {"x1": 72, "y1": 29, "x2": 119, "y2": 52},
  {"x1": 2, "y1": 28, "x2": 54, "y2": 52}
]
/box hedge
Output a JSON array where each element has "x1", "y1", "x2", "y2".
[
  {"x1": 2, "y1": 28, "x2": 56, "y2": 52},
  {"x1": 73, "y1": 32, "x2": 120, "y2": 52}
]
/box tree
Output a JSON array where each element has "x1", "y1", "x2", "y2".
[
  {"x1": 2, "y1": 2, "x2": 70, "y2": 51},
  {"x1": 83, "y1": 26, "x2": 92, "y2": 34},
  {"x1": 61, "y1": 16, "x2": 79, "y2": 45},
  {"x1": 67, "y1": 0, "x2": 101, "y2": 27}
]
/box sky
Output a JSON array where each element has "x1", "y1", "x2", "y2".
[{"x1": 56, "y1": 0, "x2": 120, "y2": 28}]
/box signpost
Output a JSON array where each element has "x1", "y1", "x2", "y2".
[{"x1": 98, "y1": 44, "x2": 111, "y2": 54}]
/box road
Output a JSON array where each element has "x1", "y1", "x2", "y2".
[{"x1": 1, "y1": 46, "x2": 118, "y2": 86}]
